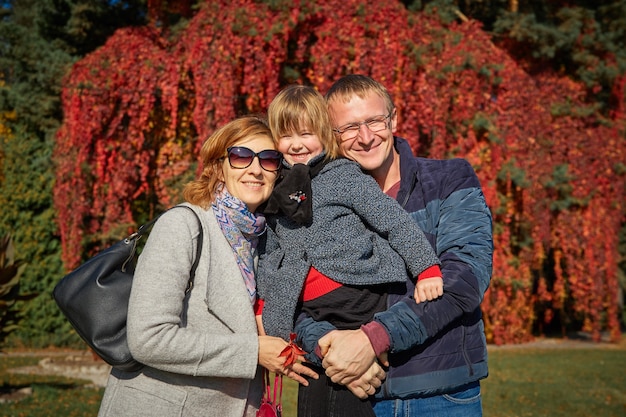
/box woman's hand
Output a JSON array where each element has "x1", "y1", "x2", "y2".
[{"x1": 258, "y1": 335, "x2": 319, "y2": 385}]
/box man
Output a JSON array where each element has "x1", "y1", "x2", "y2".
[{"x1": 297, "y1": 74, "x2": 493, "y2": 416}]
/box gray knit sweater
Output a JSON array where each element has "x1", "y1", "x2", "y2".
[{"x1": 257, "y1": 158, "x2": 440, "y2": 339}]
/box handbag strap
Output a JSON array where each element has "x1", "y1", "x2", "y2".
[
  {"x1": 177, "y1": 206, "x2": 203, "y2": 294},
  {"x1": 264, "y1": 368, "x2": 272, "y2": 401},
  {"x1": 131, "y1": 205, "x2": 203, "y2": 294},
  {"x1": 274, "y1": 373, "x2": 283, "y2": 408},
  {"x1": 262, "y1": 368, "x2": 283, "y2": 408}
]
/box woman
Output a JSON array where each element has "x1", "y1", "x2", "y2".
[{"x1": 98, "y1": 115, "x2": 315, "y2": 417}]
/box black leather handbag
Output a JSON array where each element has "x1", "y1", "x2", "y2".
[{"x1": 53, "y1": 205, "x2": 202, "y2": 371}]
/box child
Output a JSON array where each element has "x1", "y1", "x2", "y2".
[{"x1": 256, "y1": 85, "x2": 443, "y2": 417}]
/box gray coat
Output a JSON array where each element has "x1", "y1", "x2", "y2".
[{"x1": 98, "y1": 204, "x2": 263, "y2": 417}]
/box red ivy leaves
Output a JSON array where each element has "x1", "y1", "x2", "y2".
[
  {"x1": 279, "y1": 333, "x2": 306, "y2": 367},
  {"x1": 54, "y1": 0, "x2": 626, "y2": 344},
  {"x1": 54, "y1": 27, "x2": 181, "y2": 268}
]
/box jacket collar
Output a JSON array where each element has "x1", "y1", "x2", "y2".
[{"x1": 394, "y1": 137, "x2": 420, "y2": 208}]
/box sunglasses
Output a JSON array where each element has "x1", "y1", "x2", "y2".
[{"x1": 226, "y1": 146, "x2": 282, "y2": 172}]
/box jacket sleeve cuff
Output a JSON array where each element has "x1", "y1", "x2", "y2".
[
  {"x1": 417, "y1": 265, "x2": 442, "y2": 281},
  {"x1": 254, "y1": 298, "x2": 264, "y2": 316},
  {"x1": 360, "y1": 321, "x2": 390, "y2": 357},
  {"x1": 309, "y1": 328, "x2": 334, "y2": 366},
  {"x1": 373, "y1": 302, "x2": 429, "y2": 352}
]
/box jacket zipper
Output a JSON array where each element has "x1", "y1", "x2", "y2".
[{"x1": 462, "y1": 326, "x2": 474, "y2": 376}]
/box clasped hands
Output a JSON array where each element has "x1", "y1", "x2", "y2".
[
  {"x1": 260, "y1": 329, "x2": 385, "y2": 397},
  {"x1": 311, "y1": 278, "x2": 443, "y2": 398},
  {"x1": 259, "y1": 278, "x2": 441, "y2": 391},
  {"x1": 318, "y1": 329, "x2": 387, "y2": 399}
]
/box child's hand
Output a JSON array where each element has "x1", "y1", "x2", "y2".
[{"x1": 414, "y1": 277, "x2": 443, "y2": 303}]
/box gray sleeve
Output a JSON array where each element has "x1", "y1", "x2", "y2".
[{"x1": 337, "y1": 163, "x2": 440, "y2": 277}]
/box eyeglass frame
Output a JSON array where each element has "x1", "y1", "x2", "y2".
[
  {"x1": 225, "y1": 146, "x2": 283, "y2": 172},
  {"x1": 333, "y1": 113, "x2": 392, "y2": 141}
]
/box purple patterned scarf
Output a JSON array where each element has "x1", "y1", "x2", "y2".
[{"x1": 212, "y1": 186, "x2": 267, "y2": 303}]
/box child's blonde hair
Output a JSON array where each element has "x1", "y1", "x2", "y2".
[{"x1": 268, "y1": 84, "x2": 340, "y2": 159}]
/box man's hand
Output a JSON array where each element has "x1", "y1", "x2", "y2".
[
  {"x1": 345, "y1": 361, "x2": 386, "y2": 399},
  {"x1": 318, "y1": 329, "x2": 376, "y2": 385}
]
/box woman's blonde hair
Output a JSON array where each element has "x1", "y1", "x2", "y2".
[
  {"x1": 183, "y1": 115, "x2": 273, "y2": 208},
  {"x1": 268, "y1": 84, "x2": 340, "y2": 159}
]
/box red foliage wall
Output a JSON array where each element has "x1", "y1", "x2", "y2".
[{"x1": 53, "y1": 0, "x2": 626, "y2": 344}]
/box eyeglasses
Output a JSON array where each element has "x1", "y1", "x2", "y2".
[
  {"x1": 333, "y1": 113, "x2": 391, "y2": 141},
  {"x1": 226, "y1": 146, "x2": 282, "y2": 172}
]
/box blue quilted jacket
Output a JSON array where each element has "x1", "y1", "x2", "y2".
[{"x1": 296, "y1": 137, "x2": 493, "y2": 398}]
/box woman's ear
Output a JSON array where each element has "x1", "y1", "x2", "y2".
[{"x1": 217, "y1": 160, "x2": 226, "y2": 181}]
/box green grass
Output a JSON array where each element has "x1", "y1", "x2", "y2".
[
  {"x1": 481, "y1": 347, "x2": 626, "y2": 417},
  {"x1": 1, "y1": 346, "x2": 625, "y2": 416},
  {"x1": 0, "y1": 355, "x2": 102, "y2": 417}
]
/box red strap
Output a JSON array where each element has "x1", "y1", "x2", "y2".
[
  {"x1": 274, "y1": 373, "x2": 283, "y2": 407},
  {"x1": 262, "y1": 369, "x2": 283, "y2": 409},
  {"x1": 264, "y1": 369, "x2": 271, "y2": 402}
]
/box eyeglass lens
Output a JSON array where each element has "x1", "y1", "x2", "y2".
[
  {"x1": 337, "y1": 114, "x2": 390, "y2": 140},
  {"x1": 227, "y1": 147, "x2": 282, "y2": 171}
]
